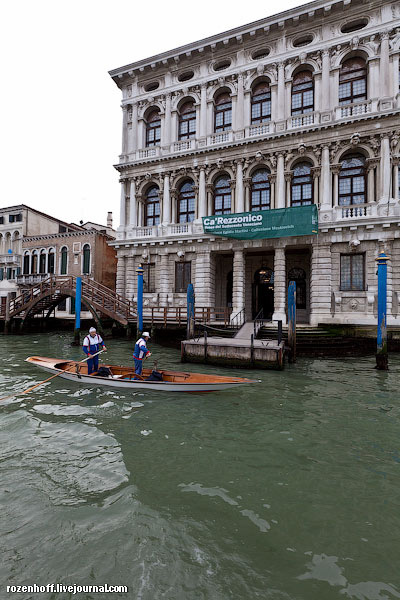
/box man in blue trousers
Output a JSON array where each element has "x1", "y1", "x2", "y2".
[
  {"x1": 83, "y1": 327, "x2": 107, "y2": 374},
  {"x1": 133, "y1": 332, "x2": 151, "y2": 377}
]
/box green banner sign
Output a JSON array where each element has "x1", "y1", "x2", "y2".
[{"x1": 202, "y1": 205, "x2": 318, "y2": 240}]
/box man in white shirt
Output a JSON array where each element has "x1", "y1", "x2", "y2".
[{"x1": 82, "y1": 327, "x2": 107, "y2": 374}]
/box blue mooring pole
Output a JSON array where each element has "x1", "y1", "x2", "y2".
[
  {"x1": 288, "y1": 280, "x2": 296, "y2": 363},
  {"x1": 73, "y1": 276, "x2": 82, "y2": 345},
  {"x1": 187, "y1": 283, "x2": 195, "y2": 339},
  {"x1": 136, "y1": 265, "x2": 144, "y2": 334},
  {"x1": 376, "y1": 251, "x2": 389, "y2": 370}
]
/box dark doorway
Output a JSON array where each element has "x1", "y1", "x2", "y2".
[
  {"x1": 226, "y1": 270, "x2": 233, "y2": 308},
  {"x1": 252, "y1": 267, "x2": 274, "y2": 319}
]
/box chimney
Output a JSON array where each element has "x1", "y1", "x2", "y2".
[{"x1": 107, "y1": 212, "x2": 113, "y2": 228}]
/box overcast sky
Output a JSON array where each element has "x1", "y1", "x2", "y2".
[{"x1": 0, "y1": 0, "x2": 304, "y2": 227}]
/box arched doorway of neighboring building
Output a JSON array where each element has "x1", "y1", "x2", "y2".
[{"x1": 253, "y1": 267, "x2": 274, "y2": 319}]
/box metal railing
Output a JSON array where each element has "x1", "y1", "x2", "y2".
[
  {"x1": 230, "y1": 307, "x2": 245, "y2": 330},
  {"x1": 253, "y1": 308, "x2": 265, "y2": 338}
]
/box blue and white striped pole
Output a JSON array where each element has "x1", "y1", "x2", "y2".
[{"x1": 376, "y1": 251, "x2": 389, "y2": 370}]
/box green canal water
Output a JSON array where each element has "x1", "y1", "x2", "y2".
[{"x1": 1, "y1": 332, "x2": 399, "y2": 600}]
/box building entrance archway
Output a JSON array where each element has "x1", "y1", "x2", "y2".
[{"x1": 252, "y1": 267, "x2": 274, "y2": 319}]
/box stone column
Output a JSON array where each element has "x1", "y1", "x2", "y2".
[
  {"x1": 392, "y1": 54, "x2": 400, "y2": 98},
  {"x1": 125, "y1": 255, "x2": 136, "y2": 300},
  {"x1": 244, "y1": 90, "x2": 252, "y2": 129},
  {"x1": 276, "y1": 153, "x2": 285, "y2": 209},
  {"x1": 200, "y1": 84, "x2": 207, "y2": 138},
  {"x1": 232, "y1": 249, "x2": 245, "y2": 315},
  {"x1": 236, "y1": 160, "x2": 244, "y2": 212},
  {"x1": 236, "y1": 74, "x2": 244, "y2": 133},
  {"x1": 119, "y1": 181, "x2": 126, "y2": 229},
  {"x1": 198, "y1": 166, "x2": 207, "y2": 218},
  {"x1": 320, "y1": 145, "x2": 331, "y2": 208},
  {"x1": 366, "y1": 159, "x2": 377, "y2": 203},
  {"x1": 137, "y1": 118, "x2": 145, "y2": 149},
  {"x1": 310, "y1": 243, "x2": 332, "y2": 326},
  {"x1": 369, "y1": 57, "x2": 380, "y2": 101},
  {"x1": 121, "y1": 106, "x2": 128, "y2": 155},
  {"x1": 314, "y1": 72, "x2": 322, "y2": 112},
  {"x1": 244, "y1": 177, "x2": 251, "y2": 212},
  {"x1": 285, "y1": 172, "x2": 292, "y2": 208},
  {"x1": 195, "y1": 252, "x2": 214, "y2": 307},
  {"x1": 277, "y1": 62, "x2": 285, "y2": 121},
  {"x1": 379, "y1": 31, "x2": 390, "y2": 99},
  {"x1": 162, "y1": 94, "x2": 171, "y2": 148},
  {"x1": 272, "y1": 247, "x2": 286, "y2": 325},
  {"x1": 270, "y1": 83, "x2": 278, "y2": 123},
  {"x1": 171, "y1": 189, "x2": 177, "y2": 224},
  {"x1": 137, "y1": 196, "x2": 144, "y2": 227},
  {"x1": 128, "y1": 103, "x2": 138, "y2": 152},
  {"x1": 163, "y1": 173, "x2": 171, "y2": 224},
  {"x1": 206, "y1": 184, "x2": 213, "y2": 215},
  {"x1": 380, "y1": 134, "x2": 391, "y2": 201},
  {"x1": 269, "y1": 174, "x2": 276, "y2": 210},
  {"x1": 393, "y1": 159, "x2": 399, "y2": 200},
  {"x1": 331, "y1": 164, "x2": 341, "y2": 206},
  {"x1": 230, "y1": 180, "x2": 236, "y2": 213},
  {"x1": 312, "y1": 167, "x2": 321, "y2": 206},
  {"x1": 321, "y1": 50, "x2": 331, "y2": 111},
  {"x1": 171, "y1": 109, "x2": 178, "y2": 144},
  {"x1": 129, "y1": 178, "x2": 137, "y2": 227}
]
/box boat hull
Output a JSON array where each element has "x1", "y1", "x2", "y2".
[{"x1": 25, "y1": 356, "x2": 257, "y2": 393}]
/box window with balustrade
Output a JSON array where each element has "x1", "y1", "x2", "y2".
[
  {"x1": 214, "y1": 92, "x2": 232, "y2": 132},
  {"x1": 145, "y1": 110, "x2": 161, "y2": 147},
  {"x1": 144, "y1": 186, "x2": 160, "y2": 226},
  {"x1": 291, "y1": 163, "x2": 313, "y2": 206},
  {"x1": 178, "y1": 101, "x2": 196, "y2": 140},
  {"x1": 178, "y1": 180, "x2": 195, "y2": 223},
  {"x1": 291, "y1": 71, "x2": 314, "y2": 115},
  {"x1": 251, "y1": 169, "x2": 270, "y2": 211},
  {"x1": 339, "y1": 154, "x2": 366, "y2": 206},
  {"x1": 251, "y1": 82, "x2": 271, "y2": 124},
  {"x1": 213, "y1": 175, "x2": 231, "y2": 215},
  {"x1": 340, "y1": 253, "x2": 365, "y2": 290},
  {"x1": 339, "y1": 57, "x2": 367, "y2": 105}
]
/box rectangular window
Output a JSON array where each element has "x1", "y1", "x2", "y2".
[
  {"x1": 0, "y1": 216, "x2": 4, "y2": 224},
  {"x1": 340, "y1": 254, "x2": 365, "y2": 291},
  {"x1": 175, "y1": 261, "x2": 191, "y2": 293},
  {"x1": 143, "y1": 263, "x2": 155, "y2": 293},
  {"x1": 8, "y1": 214, "x2": 21, "y2": 223}
]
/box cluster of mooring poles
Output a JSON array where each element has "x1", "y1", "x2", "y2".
[{"x1": 70, "y1": 253, "x2": 389, "y2": 369}]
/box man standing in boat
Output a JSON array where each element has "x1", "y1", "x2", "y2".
[
  {"x1": 133, "y1": 332, "x2": 152, "y2": 377},
  {"x1": 83, "y1": 327, "x2": 107, "y2": 375}
]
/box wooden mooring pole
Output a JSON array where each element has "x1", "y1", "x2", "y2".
[
  {"x1": 376, "y1": 251, "x2": 389, "y2": 370},
  {"x1": 287, "y1": 281, "x2": 296, "y2": 363}
]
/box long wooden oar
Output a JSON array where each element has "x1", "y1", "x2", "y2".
[{"x1": 0, "y1": 349, "x2": 105, "y2": 402}]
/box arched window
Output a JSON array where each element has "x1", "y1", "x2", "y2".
[
  {"x1": 214, "y1": 92, "x2": 232, "y2": 132},
  {"x1": 339, "y1": 58, "x2": 367, "y2": 105},
  {"x1": 288, "y1": 267, "x2": 307, "y2": 309},
  {"x1": 291, "y1": 163, "x2": 313, "y2": 206},
  {"x1": 213, "y1": 175, "x2": 231, "y2": 215},
  {"x1": 82, "y1": 244, "x2": 90, "y2": 275},
  {"x1": 145, "y1": 186, "x2": 160, "y2": 226},
  {"x1": 60, "y1": 246, "x2": 68, "y2": 275},
  {"x1": 48, "y1": 249, "x2": 55, "y2": 274},
  {"x1": 23, "y1": 252, "x2": 30, "y2": 275},
  {"x1": 178, "y1": 180, "x2": 195, "y2": 223},
  {"x1": 251, "y1": 82, "x2": 271, "y2": 124},
  {"x1": 145, "y1": 109, "x2": 161, "y2": 147},
  {"x1": 292, "y1": 70, "x2": 314, "y2": 115},
  {"x1": 339, "y1": 154, "x2": 366, "y2": 206},
  {"x1": 39, "y1": 250, "x2": 46, "y2": 274},
  {"x1": 251, "y1": 169, "x2": 270, "y2": 211},
  {"x1": 31, "y1": 251, "x2": 38, "y2": 274},
  {"x1": 178, "y1": 101, "x2": 196, "y2": 140}
]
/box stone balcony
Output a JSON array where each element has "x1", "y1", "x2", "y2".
[
  {"x1": 118, "y1": 99, "x2": 396, "y2": 165},
  {"x1": 122, "y1": 221, "x2": 204, "y2": 241},
  {"x1": 0, "y1": 254, "x2": 21, "y2": 265}
]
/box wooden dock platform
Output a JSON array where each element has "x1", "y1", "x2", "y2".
[{"x1": 181, "y1": 336, "x2": 285, "y2": 370}]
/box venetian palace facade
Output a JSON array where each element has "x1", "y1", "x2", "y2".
[{"x1": 109, "y1": 0, "x2": 400, "y2": 326}]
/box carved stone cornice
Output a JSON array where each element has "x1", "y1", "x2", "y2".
[
  {"x1": 311, "y1": 166, "x2": 321, "y2": 178},
  {"x1": 284, "y1": 171, "x2": 292, "y2": 182},
  {"x1": 366, "y1": 158, "x2": 379, "y2": 170},
  {"x1": 331, "y1": 163, "x2": 341, "y2": 175}
]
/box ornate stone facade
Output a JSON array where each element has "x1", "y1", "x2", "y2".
[{"x1": 109, "y1": 0, "x2": 400, "y2": 326}]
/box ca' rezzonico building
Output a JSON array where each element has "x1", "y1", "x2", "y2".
[{"x1": 109, "y1": 0, "x2": 400, "y2": 327}]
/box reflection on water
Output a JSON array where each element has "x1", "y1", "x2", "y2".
[{"x1": 0, "y1": 332, "x2": 400, "y2": 599}]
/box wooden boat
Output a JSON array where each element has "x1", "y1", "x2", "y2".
[{"x1": 25, "y1": 356, "x2": 258, "y2": 393}]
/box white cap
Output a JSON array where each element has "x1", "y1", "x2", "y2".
[
  {"x1": 89, "y1": 327, "x2": 96, "y2": 333},
  {"x1": 142, "y1": 331, "x2": 150, "y2": 337}
]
